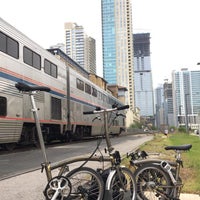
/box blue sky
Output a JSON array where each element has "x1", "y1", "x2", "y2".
[{"x1": 1, "y1": 0, "x2": 200, "y2": 88}]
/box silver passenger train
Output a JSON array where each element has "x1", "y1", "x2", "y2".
[{"x1": 0, "y1": 18, "x2": 126, "y2": 150}]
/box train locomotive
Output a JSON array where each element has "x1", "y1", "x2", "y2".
[{"x1": 0, "y1": 17, "x2": 126, "y2": 150}]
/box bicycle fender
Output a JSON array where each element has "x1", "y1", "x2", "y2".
[
  {"x1": 105, "y1": 169, "x2": 116, "y2": 190},
  {"x1": 103, "y1": 170, "x2": 116, "y2": 200}
]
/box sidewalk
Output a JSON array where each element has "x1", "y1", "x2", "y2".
[
  {"x1": 0, "y1": 169, "x2": 199, "y2": 200},
  {"x1": 180, "y1": 193, "x2": 200, "y2": 200}
]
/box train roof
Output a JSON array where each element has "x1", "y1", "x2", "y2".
[{"x1": 48, "y1": 48, "x2": 89, "y2": 78}]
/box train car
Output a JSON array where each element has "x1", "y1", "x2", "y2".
[
  {"x1": 68, "y1": 65, "x2": 126, "y2": 139},
  {"x1": 0, "y1": 18, "x2": 126, "y2": 150},
  {"x1": 48, "y1": 48, "x2": 126, "y2": 139}
]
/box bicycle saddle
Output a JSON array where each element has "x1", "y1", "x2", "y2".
[
  {"x1": 165, "y1": 144, "x2": 192, "y2": 151},
  {"x1": 15, "y1": 82, "x2": 50, "y2": 92}
]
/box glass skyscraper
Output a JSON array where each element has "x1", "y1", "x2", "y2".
[
  {"x1": 101, "y1": 0, "x2": 134, "y2": 115},
  {"x1": 133, "y1": 33, "x2": 154, "y2": 119},
  {"x1": 102, "y1": 0, "x2": 116, "y2": 83}
]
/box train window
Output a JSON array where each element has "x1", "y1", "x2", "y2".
[
  {"x1": 7, "y1": 37, "x2": 19, "y2": 59},
  {"x1": 23, "y1": 47, "x2": 32, "y2": 66},
  {"x1": 92, "y1": 87, "x2": 97, "y2": 97},
  {"x1": 103, "y1": 94, "x2": 106, "y2": 102},
  {"x1": 0, "y1": 32, "x2": 7, "y2": 53},
  {"x1": 98, "y1": 91, "x2": 103, "y2": 100},
  {"x1": 33, "y1": 52, "x2": 41, "y2": 69},
  {"x1": 44, "y1": 59, "x2": 50, "y2": 74},
  {"x1": 0, "y1": 31, "x2": 19, "y2": 59},
  {"x1": 51, "y1": 63, "x2": 57, "y2": 78},
  {"x1": 76, "y1": 78, "x2": 84, "y2": 91},
  {"x1": 108, "y1": 97, "x2": 111, "y2": 104},
  {"x1": 51, "y1": 97, "x2": 61, "y2": 120},
  {"x1": 0, "y1": 96, "x2": 7, "y2": 116},
  {"x1": 23, "y1": 46, "x2": 41, "y2": 70},
  {"x1": 85, "y1": 83, "x2": 91, "y2": 94},
  {"x1": 44, "y1": 59, "x2": 57, "y2": 78}
]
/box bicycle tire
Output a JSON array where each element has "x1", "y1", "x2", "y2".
[
  {"x1": 66, "y1": 167, "x2": 104, "y2": 200},
  {"x1": 108, "y1": 167, "x2": 136, "y2": 200},
  {"x1": 134, "y1": 163, "x2": 173, "y2": 200}
]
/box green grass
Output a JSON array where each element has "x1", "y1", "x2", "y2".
[
  {"x1": 166, "y1": 133, "x2": 200, "y2": 193},
  {"x1": 126, "y1": 133, "x2": 200, "y2": 194}
]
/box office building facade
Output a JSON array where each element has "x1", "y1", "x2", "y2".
[
  {"x1": 155, "y1": 86, "x2": 164, "y2": 128},
  {"x1": 133, "y1": 33, "x2": 154, "y2": 122},
  {"x1": 172, "y1": 68, "x2": 200, "y2": 129},
  {"x1": 163, "y1": 81, "x2": 174, "y2": 127},
  {"x1": 64, "y1": 22, "x2": 96, "y2": 74},
  {"x1": 101, "y1": 0, "x2": 135, "y2": 126}
]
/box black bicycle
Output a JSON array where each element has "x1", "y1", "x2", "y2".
[
  {"x1": 83, "y1": 105, "x2": 136, "y2": 200},
  {"x1": 128, "y1": 144, "x2": 192, "y2": 200},
  {"x1": 15, "y1": 82, "x2": 106, "y2": 200}
]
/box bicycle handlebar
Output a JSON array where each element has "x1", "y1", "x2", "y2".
[
  {"x1": 83, "y1": 105, "x2": 129, "y2": 154},
  {"x1": 117, "y1": 105, "x2": 129, "y2": 110},
  {"x1": 83, "y1": 105, "x2": 129, "y2": 115}
]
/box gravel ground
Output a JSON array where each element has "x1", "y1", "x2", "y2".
[{"x1": 0, "y1": 168, "x2": 200, "y2": 200}]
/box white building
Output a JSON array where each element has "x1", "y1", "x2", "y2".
[
  {"x1": 64, "y1": 22, "x2": 96, "y2": 74},
  {"x1": 172, "y1": 68, "x2": 200, "y2": 130}
]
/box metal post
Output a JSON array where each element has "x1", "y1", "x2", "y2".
[
  {"x1": 104, "y1": 111, "x2": 114, "y2": 153},
  {"x1": 30, "y1": 93, "x2": 48, "y2": 163}
]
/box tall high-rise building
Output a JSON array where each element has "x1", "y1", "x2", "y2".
[
  {"x1": 155, "y1": 86, "x2": 164, "y2": 128},
  {"x1": 85, "y1": 37, "x2": 96, "y2": 74},
  {"x1": 101, "y1": 0, "x2": 135, "y2": 125},
  {"x1": 133, "y1": 33, "x2": 154, "y2": 121},
  {"x1": 163, "y1": 81, "x2": 174, "y2": 127},
  {"x1": 64, "y1": 22, "x2": 96, "y2": 74},
  {"x1": 172, "y1": 68, "x2": 200, "y2": 129}
]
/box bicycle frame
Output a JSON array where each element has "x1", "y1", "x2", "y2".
[
  {"x1": 15, "y1": 83, "x2": 110, "y2": 176},
  {"x1": 129, "y1": 144, "x2": 192, "y2": 199},
  {"x1": 83, "y1": 105, "x2": 136, "y2": 199},
  {"x1": 15, "y1": 82, "x2": 135, "y2": 200},
  {"x1": 29, "y1": 90, "x2": 113, "y2": 182}
]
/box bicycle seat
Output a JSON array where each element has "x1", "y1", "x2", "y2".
[
  {"x1": 165, "y1": 144, "x2": 192, "y2": 151},
  {"x1": 15, "y1": 82, "x2": 51, "y2": 92}
]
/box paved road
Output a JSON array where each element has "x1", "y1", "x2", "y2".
[{"x1": 0, "y1": 134, "x2": 153, "y2": 180}]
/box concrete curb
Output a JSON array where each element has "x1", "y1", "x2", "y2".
[{"x1": 180, "y1": 193, "x2": 200, "y2": 200}]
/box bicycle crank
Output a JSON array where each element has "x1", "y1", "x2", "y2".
[{"x1": 44, "y1": 176, "x2": 72, "y2": 200}]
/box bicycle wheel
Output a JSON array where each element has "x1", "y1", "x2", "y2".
[
  {"x1": 66, "y1": 167, "x2": 104, "y2": 200},
  {"x1": 109, "y1": 167, "x2": 136, "y2": 200},
  {"x1": 134, "y1": 164, "x2": 173, "y2": 200}
]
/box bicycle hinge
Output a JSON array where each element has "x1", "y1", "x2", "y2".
[{"x1": 161, "y1": 161, "x2": 177, "y2": 185}]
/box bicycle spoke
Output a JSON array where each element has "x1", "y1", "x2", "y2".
[
  {"x1": 66, "y1": 167, "x2": 104, "y2": 200},
  {"x1": 135, "y1": 165, "x2": 172, "y2": 200}
]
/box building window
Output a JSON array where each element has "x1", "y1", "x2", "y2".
[{"x1": 0, "y1": 31, "x2": 19, "y2": 59}]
